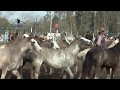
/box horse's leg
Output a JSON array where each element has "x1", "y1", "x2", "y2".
[
  {"x1": 93, "y1": 66, "x2": 101, "y2": 79},
  {"x1": 73, "y1": 64, "x2": 78, "y2": 75},
  {"x1": 33, "y1": 60, "x2": 43, "y2": 79},
  {"x1": 49, "y1": 67, "x2": 54, "y2": 75},
  {"x1": 61, "y1": 69, "x2": 66, "y2": 79},
  {"x1": 30, "y1": 66, "x2": 35, "y2": 79},
  {"x1": 64, "y1": 67, "x2": 74, "y2": 79},
  {"x1": 78, "y1": 73, "x2": 81, "y2": 79},
  {"x1": 6, "y1": 72, "x2": 12, "y2": 79},
  {"x1": 1, "y1": 67, "x2": 8, "y2": 79},
  {"x1": 43, "y1": 64, "x2": 48, "y2": 73},
  {"x1": 96, "y1": 66, "x2": 105, "y2": 78},
  {"x1": 11, "y1": 70, "x2": 22, "y2": 79},
  {"x1": 19, "y1": 60, "x2": 26, "y2": 79},
  {"x1": 106, "y1": 68, "x2": 111, "y2": 79},
  {"x1": 62, "y1": 71, "x2": 67, "y2": 79},
  {"x1": 111, "y1": 67, "x2": 117, "y2": 79},
  {"x1": 19, "y1": 66, "x2": 23, "y2": 78},
  {"x1": 34, "y1": 66, "x2": 40, "y2": 79}
]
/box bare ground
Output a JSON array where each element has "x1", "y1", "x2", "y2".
[{"x1": 8, "y1": 62, "x2": 120, "y2": 79}]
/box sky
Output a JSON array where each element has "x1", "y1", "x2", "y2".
[{"x1": 8, "y1": 11, "x2": 47, "y2": 21}]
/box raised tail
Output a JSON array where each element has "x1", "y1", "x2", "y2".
[{"x1": 81, "y1": 51, "x2": 93, "y2": 79}]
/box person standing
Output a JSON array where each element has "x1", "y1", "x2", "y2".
[{"x1": 95, "y1": 27, "x2": 109, "y2": 48}]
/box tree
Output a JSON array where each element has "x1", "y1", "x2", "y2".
[
  {"x1": 89, "y1": 12, "x2": 95, "y2": 33},
  {"x1": 75, "y1": 11, "x2": 83, "y2": 30},
  {"x1": 15, "y1": 11, "x2": 120, "y2": 36},
  {"x1": 53, "y1": 11, "x2": 67, "y2": 33},
  {"x1": 0, "y1": 17, "x2": 11, "y2": 29},
  {"x1": 52, "y1": 15, "x2": 60, "y2": 26},
  {"x1": 0, "y1": 11, "x2": 16, "y2": 18},
  {"x1": 66, "y1": 11, "x2": 76, "y2": 34}
]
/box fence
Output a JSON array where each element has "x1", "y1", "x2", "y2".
[{"x1": 0, "y1": 29, "x2": 47, "y2": 35}]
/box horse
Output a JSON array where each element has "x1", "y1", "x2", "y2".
[
  {"x1": 56, "y1": 36, "x2": 70, "y2": 48},
  {"x1": 54, "y1": 36, "x2": 93, "y2": 78},
  {"x1": 62, "y1": 32, "x2": 76, "y2": 43},
  {"x1": 37, "y1": 36, "x2": 70, "y2": 76},
  {"x1": 77, "y1": 38, "x2": 119, "y2": 64},
  {"x1": 51, "y1": 40, "x2": 60, "y2": 49},
  {"x1": 33, "y1": 34, "x2": 60, "y2": 49},
  {"x1": 81, "y1": 38, "x2": 120, "y2": 79},
  {"x1": 21, "y1": 35, "x2": 93, "y2": 79},
  {"x1": 0, "y1": 34, "x2": 41, "y2": 79},
  {"x1": 8, "y1": 32, "x2": 19, "y2": 42},
  {"x1": 69, "y1": 36, "x2": 94, "y2": 76},
  {"x1": 19, "y1": 38, "x2": 60, "y2": 78},
  {"x1": 33, "y1": 35, "x2": 44, "y2": 45},
  {"x1": 28, "y1": 37, "x2": 92, "y2": 79},
  {"x1": 80, "y1": 36, "x2": 94, "y2": 46},
  {"x1": 38, "y1": 39, "x2": 60, "y2": 74},
  {"x1": 108, "y1": 38, "x2": 119, "y2": 48},
  {"x1": 77, "y1": 38, "x2": 119, "y2": 78},
  {"x1": 0, "y1": 33, "x2": 30, "y2": 50},
  {"x1": 40, "y1": 39, "x2": 59, "y2": 49}
]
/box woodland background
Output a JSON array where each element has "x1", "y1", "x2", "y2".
[{"x1": 0, "y1": 11, "x2": 119, "y2": 36}]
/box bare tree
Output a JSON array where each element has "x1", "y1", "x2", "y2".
[{"x1": 0, "y1": 11, "x2": 16, "y2": 18}]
